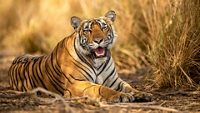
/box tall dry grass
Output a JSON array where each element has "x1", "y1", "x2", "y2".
[
  {"x1": 145, "y1": 0, "x2": 200, "y2": 89},
  {"x1": 0, "y1": 0, "x2": 200, "y2": 89}
]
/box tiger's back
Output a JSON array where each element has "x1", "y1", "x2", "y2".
[
  {"x1": 9, "y1": 55, "x2": 45, "y2": 91},
  {"x1": 8, "y1": 53, "x2": 66, "y2": 95}
]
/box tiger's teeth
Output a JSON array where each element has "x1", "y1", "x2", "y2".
[{"x1": 95, "y1": 50, "x2": 105, "y2": 57}]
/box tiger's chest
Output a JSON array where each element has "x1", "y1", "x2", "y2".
[{"x1": 93, "y1": 58, "x2": 115, "y2": 85}]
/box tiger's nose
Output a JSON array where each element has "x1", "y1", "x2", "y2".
[{"x1": 94, "y1": 38, "x2": 103, "y2": 44}]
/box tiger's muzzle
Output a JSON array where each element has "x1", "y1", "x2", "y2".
[{"x1": 90, "y1": 38, "x2": 111, "y2": 59}]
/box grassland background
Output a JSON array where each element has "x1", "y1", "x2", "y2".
[{"x1": 0, "y1": 0, "x2": 200, "y2": 90}]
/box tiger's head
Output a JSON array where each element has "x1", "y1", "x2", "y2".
[{"x1": 71, "y1": 10, "x2": 117, "y2": 64}]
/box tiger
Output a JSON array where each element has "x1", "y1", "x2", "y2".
[{"x1": 8, "y1": 10, "x2": 150, "y2": 103}]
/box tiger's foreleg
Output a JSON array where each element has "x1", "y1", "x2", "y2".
[
  {"x1": 65, "y1": 81, "x2": 135, "y2": 103},
  {"x1": 116, "y1": 78, "x2": 152, "y2": 102},
  {"x1": 117, "y1": 78, "x2": 139, "y2": 93}
]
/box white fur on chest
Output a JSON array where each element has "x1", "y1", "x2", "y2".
[{"x1": 93, "y1": 57, "x2": 107, "y2": 68}]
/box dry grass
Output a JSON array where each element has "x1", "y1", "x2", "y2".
[
  {"x1": 0, "y1": 0, "x2": 200, "y2": 89},
  {"x1": 146, "y1": 0, "x2": 200, "y2": 89}
]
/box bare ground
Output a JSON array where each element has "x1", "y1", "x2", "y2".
[{"x1": 0, "y1": 52, "x2": 200, "y2": 113}]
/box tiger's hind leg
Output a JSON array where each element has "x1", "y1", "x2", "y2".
[{"x1": 65, "y1": 81, "x2": 135, "y2": 103}]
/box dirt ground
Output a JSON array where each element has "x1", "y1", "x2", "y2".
[{"x1": 0, "y1": 53, "x2": 200, "y2": 113}]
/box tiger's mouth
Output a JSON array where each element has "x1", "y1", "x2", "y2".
[{"x1": 92, "y1": 47, "x2": 107, "y2": 58}]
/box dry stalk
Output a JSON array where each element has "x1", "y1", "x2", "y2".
[{"x1": 100, "y1": 103, "x2": 180, "y2": 112}]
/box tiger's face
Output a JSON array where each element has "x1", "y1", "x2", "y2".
[{"x1": 71, "y1": 10, "x2": 117, "y2": 61}]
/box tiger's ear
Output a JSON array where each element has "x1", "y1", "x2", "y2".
[
  {"x1": 105, "y1": 10, "x2": 116, "y2": 22},
  {"x1": 71, "y1": 16, "x2": 82, "y2": 29}
]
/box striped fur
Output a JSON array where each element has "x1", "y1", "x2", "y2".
[{"x1": 8, "y1": 10, "x2": 138, "y2": 103}]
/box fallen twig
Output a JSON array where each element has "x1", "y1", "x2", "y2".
[
  {"x1": 153, "y1": 90, "x2": 200, "y2": 96},
  {"x1": 100, "y1": 103, "x2": 180, "y2": 112}
]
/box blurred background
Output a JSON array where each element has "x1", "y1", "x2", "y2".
[
  {"x1": 0, "y1": 0, "x2": 143, "y2": 52},
  {"x1": 0, "y1": 0, "x2": 200, "y2": 90},
  {"x1": 0, "y1": 0, "x2": 153, "y2": 75}
]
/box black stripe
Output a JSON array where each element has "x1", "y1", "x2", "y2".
[
  {"x1": 44, "y1": 61, "x2": 65, "y2": 94},
  {"x1": 54, "y1": 44, "x2": 63, "y2": 73},
  {"x1": 16, "y1": 63, "x2": 25, "y2": 91},
  {"x1": 20, "y1": 57, "x2": 31, "y2": 91},
  {"x1": 96, "y1": 63, "x2": 104, "y2": 70},
  {"x1": 50, "y1": 53, "x2": 62, "y2": 77},
  {"x1": 55, "y1": 63, "x2": 62, "y2": 75},
  {"x1": 119, "y1": 95, "x2": 123, "y2": 102},
  {"x1": 97, "y1": 57, "x2": 110, "y2": 76},
  {"x1": 115, "y1": 81, "x2": 122, "y2": 91},
  {"x1": 36, "y1": 58, "x2": 48, "y2": 89},
  {"x1": 11, "y1": 65, "x2": 16, "y2": 89},
  {"x1": 21, "y1": 63, "x2": 28, "y2": 91},
  {"x1": 60, "y1": 38, "x2": 66, "y2": 48},
  {"x1": 12, "y1": 64, "x2": 19, "y2": 90},
  {"x1": 62, "y1": 73, "x2": 73, "y2": 84},
  {"x1": 8, "y1": 70, "x2": 12, "y2": 87},
  {"x1": 109, "y1": 77, "x2": 119, "y2": 88},
  {"x1": 105, "y1": 59, "x2": 113, "y2": 71},
  {"x1": 9, "y1": 66, "x2": 14, "y2": 88},
  {"x1": 102, "y1": 68, "x2": 115, "y2": 85},
  {"x1": 14, "y1": 56, "x2": 20, "y2": 64},
  {"x1": 23, "y1": 61, "x2": 32, "y2": 88},
  {"x1": 24, "y1": 58, "x2": 30, "y2": 68},
  {"x1": 25, "y1": 61, "x2": 35, "y2": 89},
  {"x1": 31, "y1": 59, "x2": 41, "y2": 88}
]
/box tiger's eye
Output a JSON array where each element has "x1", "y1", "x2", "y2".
[
  {"x1": 83, "y1": 29, "x2": 91, "y2": 34},
  {"x1": 82, "y1": 38, "x2": 87, "y2": 44}
]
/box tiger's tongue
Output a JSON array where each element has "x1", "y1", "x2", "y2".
[{"x1": 94, "y1": 47, "x2": 105, "y2": 57}]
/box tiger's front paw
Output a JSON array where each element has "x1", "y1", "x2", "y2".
[{"x1": 108, "y1": 93, "x2": 135, "y2": 103}]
